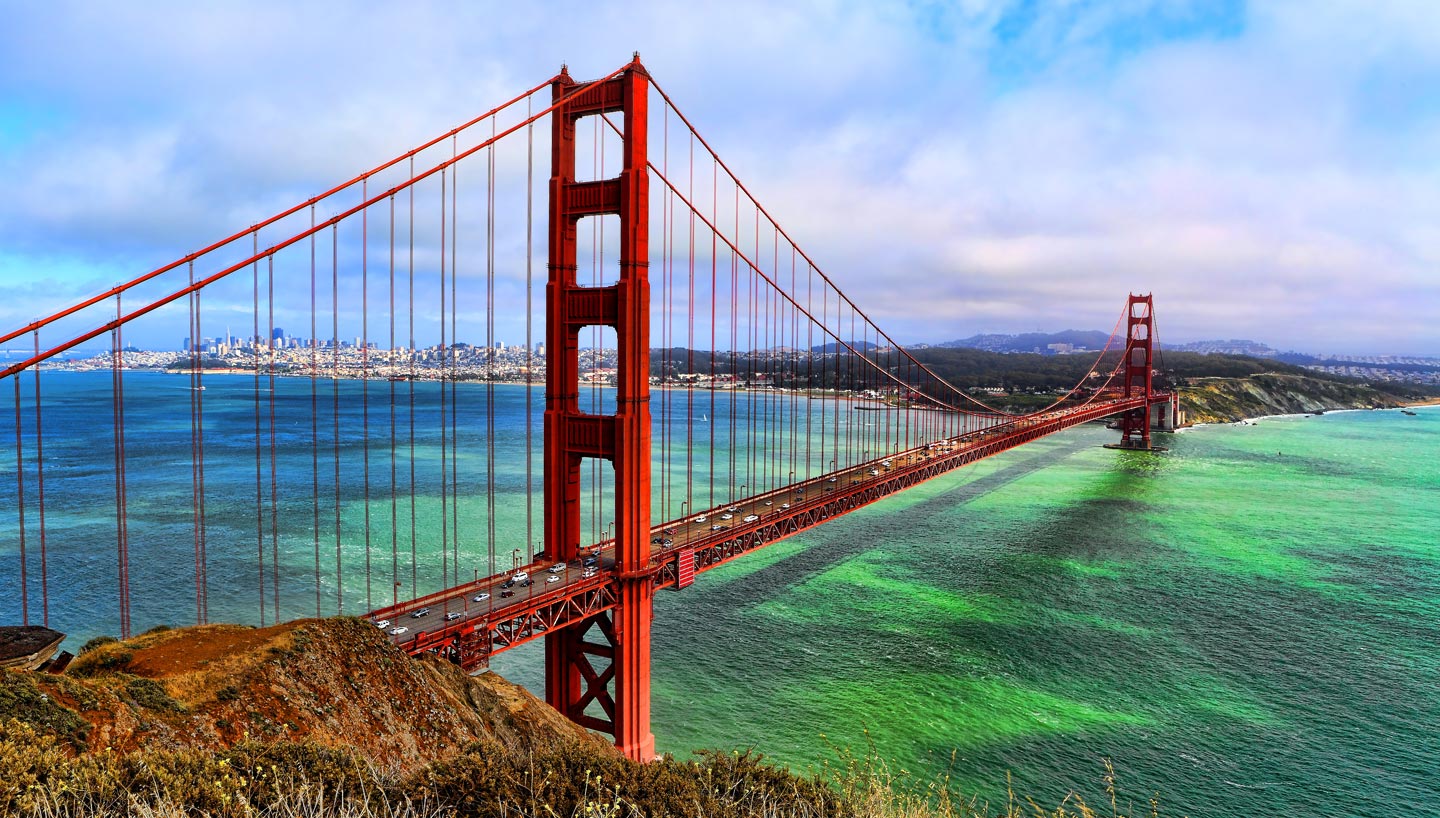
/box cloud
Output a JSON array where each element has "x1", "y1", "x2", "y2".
[{"x1": 1, "y1": 0, "x2": 1437, "y2": 354}]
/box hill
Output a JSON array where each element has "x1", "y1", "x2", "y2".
[
  {"x1": 4, "y1": 618, "x2": 597, "y2": 768},
  {"x1": 938, "y1": 330, "x2": 1112, "y2": 353}
]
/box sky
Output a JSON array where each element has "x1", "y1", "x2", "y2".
[{"x1": 1, "y1": 0, "x2": 1438, "y2": 356}]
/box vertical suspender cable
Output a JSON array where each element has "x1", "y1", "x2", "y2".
[
  {"x1": 525, "y1": 98, "x2": 534, "y2": 567},
  {"x1": 487, "y1": 123, "x2": 497, "y2": 579},
  {"x1": 408, "y1": 157, "x2": 418, "y2": 600},
  {"x1": 332, "y1": 225, "x2": 343, "y2": 614},
  {"x1": 112, "y1": 291, "x2": 131, "y2": 638},
  {"x1": 453, "y1": 134, "x2": 463, "y2": 584},
  {"x1": 310, "y1": 206, "x2": 321, "y2": 618},
  {"x1": 439, "y1": 167, "x2": 449, "y2": 591},
  {"x1": 188, "y1": 262, "x2": 203, "y2": 624},
  {"x1": 685, "y1": 131, "x2": 694, "y2": 512},
  {"x1": 253, "y1": 238, "x2": 265, "y2": 625},
  {"x1": 31, "y1": 332, "x2": 48, "y2": 626},
  {"x1": 195, "y1": 283, "x2": 208, "y2": 623},
  {"x1": 268, "y1": 256, "x2": 280, "y2": 622},
  {"x1": 390, "y1": 193, "x2": 399, "y2": 608},
  {"x1": 13, "y1": 377, "x2": 28, "y2": 626},
  {"x1": 362, "y1": 178, "x2": 373, "y2": 611}
]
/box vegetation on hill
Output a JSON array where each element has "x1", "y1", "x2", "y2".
[
  {"x1": 0, "y1": 619, "x2": 1164, "y2": 818},
  {"x1": 1179, "y1": 372, "x2": 1409, "y2": 423}
]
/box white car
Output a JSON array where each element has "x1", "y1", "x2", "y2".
[
  {"x1": 869, "y1": 469, "x2": 879, "y2": 476},
  {"x1": 725, "y1": 506, "x2": 739, "y2": 513},
  {"x1": 582, "y1": 568, "x2": 598, "y2": 578},
  {"x1": 549, "y1": 563, "x2": 565, "y2": 573},
  {"x1": 780, "y1": 502, "x2": 791, "y2": 509},
  {"x1": 693, "y1": 515, "x2": 707, "y2": 523},
  {"x1": 763, "y1": 500, "x2": 773, "y2": 506},
  {"x1": 389, "y1": 626, "x2": 409, "y2": 636},
  {"x1": 546, "y1": 574, "x2": 561, "y2": 584},
  {"x1": 743, "y1": 514, "x2": 759, "y2": 523},
  {"x1": 512, "y1": 571, "x2": 529, "y2": 582},
  {"x1": 472, "y1": 593, "x2": 490, "y2": 602},
  {"x1": 720, "y1": 513, "x2": 733, "y2": 520},
  {"x1": 374, "y1": 619, "x2": 390, "y2": 629},
  {"x1": 445, "y1": 612, "x2": 463, "y2": 621}
]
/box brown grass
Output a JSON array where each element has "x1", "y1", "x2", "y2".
[{"x1": 2, "y1": 717, "x2": 1166, "y2": 818}]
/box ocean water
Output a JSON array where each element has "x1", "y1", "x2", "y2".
[
  {"x1": 2, "y1": 373, "x2": 1437, "y2": 816},
  {"x1": 501, "y1": 406, "x2": 1440, "y2": 817}
]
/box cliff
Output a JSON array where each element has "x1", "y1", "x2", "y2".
[
  {"x1": 1179, "y1": 372, "x2": 1401, "y2": 424},
  {"x1": 2, "y1": 618, "x2": 602, "y2": 771}
]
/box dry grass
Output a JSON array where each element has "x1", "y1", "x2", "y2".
[{"x1": 2, "y1": 716, "x2": 1165, "y2": 818}]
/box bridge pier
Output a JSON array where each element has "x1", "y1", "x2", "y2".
[{"x1": 542, "y1": 57, "x2": 656, "y2": 761}]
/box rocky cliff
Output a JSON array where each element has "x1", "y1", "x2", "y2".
[{"x1": 1179, "y1": 372, "x2": 1401, "y2": 424}]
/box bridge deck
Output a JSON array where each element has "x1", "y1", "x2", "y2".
[{"x1": 365, "y1": 393, "x2": 1168, "y2": 670}]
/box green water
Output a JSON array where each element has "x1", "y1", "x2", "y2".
[{"x1": 499, "y1": 407, "x2": 1440, "y2": 816}]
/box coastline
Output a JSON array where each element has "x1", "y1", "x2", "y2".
[{"x1": 1184, "y1": 400, "x2": 1439, "y2": 429}]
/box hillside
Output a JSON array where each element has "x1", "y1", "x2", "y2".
[
  {"x1": 2, "y1": 618, "x2": 600, "y2": 769},
  {"x1": 1179, "y1": 372, "x2": 1403, "y2": 423}
]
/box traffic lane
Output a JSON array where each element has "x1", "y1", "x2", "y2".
[{"x1": 377, "y1": 553, "x2": 616, "y2": 642}]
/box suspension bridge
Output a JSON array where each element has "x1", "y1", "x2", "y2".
[{"x1": 1, "y1": 57, "x2": 1173, "y2": 761}]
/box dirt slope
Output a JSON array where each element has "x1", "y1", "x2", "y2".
[{"x1": 2, "y1": 617, "x2": 605, "y2": 772}]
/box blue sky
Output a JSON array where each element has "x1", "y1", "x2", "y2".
[{"x1": 0, "y1": 0, "x2": 1437, "y2": 355}]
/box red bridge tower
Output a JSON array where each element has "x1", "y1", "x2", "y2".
[
  {"x1": 1112, "y1": 293, "x2": 1160, "y2": 450},
  {"x1": 543, "y1": 57, "x2": 655, "y2": 761}
]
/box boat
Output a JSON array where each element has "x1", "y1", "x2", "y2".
[{"x1": 1401, "y1": 409, "x2": 1418, "y2": 416}]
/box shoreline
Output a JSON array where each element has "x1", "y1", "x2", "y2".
[{"x1": 1184, "y1": 401, "x2": 1439, "y2": 429}]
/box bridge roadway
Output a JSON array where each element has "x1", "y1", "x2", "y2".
[{"x1": 366, "y1": 392, "x2": 1169, "y2": 671}]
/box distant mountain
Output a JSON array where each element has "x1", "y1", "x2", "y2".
[
  {"x1": 810, "y1": 340, "x2": 878, "y2": 354},
  {"x1": 938, "y1": 330, "x2": 1113, "y2": 354},
  {"x1": 1169, "y1": 339, "x2": 1278, "y2": 357}
]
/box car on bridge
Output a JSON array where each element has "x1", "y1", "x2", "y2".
[
  {"x1": 389, "y1": 626, "x2": 408, "y2": 636},
  {"x1": 445, "y1": 612, "x2": 463, "y2": 621},
  {"x1": 546, "y1": 575, "x2": 561, "y2": 584},
  {"x1": 373, "y1": 619, "x2": 390, "y2": 629},
  {"x1": 512, "y1": 571, "x2": 529, "y2": 581},
  {"x1": 472, "y1": 593, "x2": 490, "y2": 602},
  {"x1": 499, "y1": 588, "x2": 515, "y2": 598},
  {"x1": 411, "y1": 607, "x2": 430, "y2": 618},
  {"x1": 743, "y1": 514, "x2": 759, "y2": 523}
]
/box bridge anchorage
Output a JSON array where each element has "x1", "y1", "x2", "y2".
[{"x1": 2, "y1": 55, "x2": 1172, "y2": 763}]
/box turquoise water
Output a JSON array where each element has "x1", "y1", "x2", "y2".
[
  {"x1": 3, "y1": 373, "x2": 1437, "y2": 816},
  {"x1": 501, "y1": 406, "x2": 1440, "y2": 816}
]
